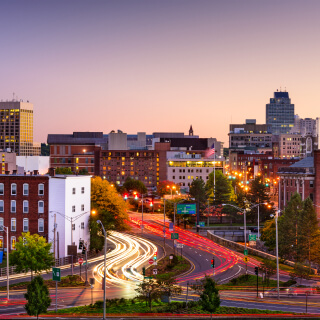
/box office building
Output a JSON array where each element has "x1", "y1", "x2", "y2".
[
  {"x1": 0, "y1": 100, "x2": 40, "y2": 156},
  {"x1": 266, "y1": 91, "x2": 295, "y2": 134}
]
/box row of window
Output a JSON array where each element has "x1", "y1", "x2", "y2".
[
  {"x1": 0, "y1": 236, "x2": 17, "y2": 250},
  {"x1": 0, "y1": 183, "x2": 44, "y2": 196},
  {"x1": 0, "y1": 217, "x2": 44, "y2": 233},
  {"x1": 172, "y1": 169, "x2": 210, "y2": 173},
  {"x1": 72, "y1": 187, "x2": 85, "y2": 194},
  {"x1": 172, "y1": 176, "x2": 209, "y2": 180},
  {"x1": 72, "y1": 204, "x2": 85, "y2": 212},
  {"x1": 0, "y1": 200, "x2": 44, "y2": 213}
]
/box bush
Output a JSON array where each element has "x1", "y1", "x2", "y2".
[{"x1": 94, "y1": 300, "x2": 103, "y2": 308}]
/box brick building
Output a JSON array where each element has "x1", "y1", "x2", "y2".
[{"x1": 0, "y1": 172, "x2": 49, "y2": 252}]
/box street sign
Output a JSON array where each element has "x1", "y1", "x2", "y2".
[
  {"x1": 177, "y1": 204, "x2": 196, "y2": 214},
  {"x1": 176, "y1": 243, "x2": 184, "y2": 248},
  {"x1": 78, "y1": 258, "x2": 83, "y2": 264},
  {"x1": 243, "y1": 256, "x2": 249, "y2": 263},
  {"x1": 244, "y1": 249, "x2": 248, "y2": 256},
  {"x1": 144, "y1": 276, "x2": 153, "y2": 279},
  {"x1": 52, "y1": 267, "x2": 61, "y2": 281},
  {"x1": 171, "y1": 233, "x2": 179, "y2": 240},
  {"x1": 153, "y1": 269, "x2": 158, "y2": 275},
  {"x1": 249, "y1": 234, "x2": 257, "y2": 241},
  {"x1": 169, "y1": 223, "x2": 174, "y2": 232},
  {"x1": 169, "y1": 254, "x2": 174, "y2": 260},
  {"x1": 199, "y1": 221, "x2": 205, "y2": 227},
  {"x1": 153, "y1": 261, "x2": 157, "y2": 266},
  {"x1": 149, "y1": 259, "x2": 154, "y2": 264},
  {"x1": 0, "y1": 251, "x2": 3, "y2": 264},
  {"x1": 67, "y1": 245, "x2": 77, "y2": 257}
]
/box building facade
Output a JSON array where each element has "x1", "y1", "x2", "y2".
[
  {"x1": 0, "y1": 100, "x2": 40, "y2": 156},
  {"x1": 266, "y1": 91, "x2": 295, "y2": 135},
  {"x1": 0, "y1": 173, "x2": 49, "y2": 252}
]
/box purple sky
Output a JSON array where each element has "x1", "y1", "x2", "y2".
[{"x1": 1, "y1": 0, "x2": 320, "y2": 145}]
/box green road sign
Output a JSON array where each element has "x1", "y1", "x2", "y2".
[
  {"x1": 171, "y1": 233, "x2": 179, "y2": 240},
  {"x1": 52, "y1": 267, "x2": 61, "y2": 282},
  {"x1": 199, "y1": 221, "x2": 205, "y2": 227},
  {"x1": 244, "y1": 249, "x2": 248, "y2": 256},
  {"x1": 144, "y1": 276, "x2": 153, "y2": 279},
  {"x1": 249, "y1": 234, "x2": 257, "y2": 241},
  {"x1": 177, "y1": 204, "x2": 196, "y2": 214}
]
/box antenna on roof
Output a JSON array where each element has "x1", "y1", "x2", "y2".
[
  {"x1": 285, "y1": 87, "x2": 286, "y2": 92},
  {"x1": 12, "y1": 92, "x2": 15, "y2": 101},
  {"x1": 280, "y1": 86, "x2": 282, "y2": 92}
]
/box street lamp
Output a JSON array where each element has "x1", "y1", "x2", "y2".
[
  {"x1": 270, "y1": 210, "x2": 280, "y2": 300},
  {"x1": 173, "y1": 199, "x2": 184, "y2": 255},
  {"x1": 250, "y1": 203, "x2": 268, "y2": 240},
  {"x1": 167, "y1": 185, "x2": 176, "y2": 199},
  {"x1": 0, "y1": 225, "x2": 9, "y2": 300},
  {"x1": 96, "y1": 220, "x2": 106, "y2": 320}
]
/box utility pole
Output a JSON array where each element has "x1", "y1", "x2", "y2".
[
  {"x1": 163, "y1": 199, "x2": 166, "y2": 247},
  {"x1": 54, "y1": 214, "x2": 56, "y2": 262},
  {"x1": 141, "y1": 193, "x2": 144, "y2": 233}
]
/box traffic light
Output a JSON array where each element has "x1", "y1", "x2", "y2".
[
  {"x1": 82, "y1": 245, "x2": 87, "y2": 255},
  {"x1": 79, "y1": 240, "x2": 83, "y2": 250},
  {"x1": 142, "y1": 267, "x2": 146, "y2": 276},
  {"x1": 134, "y1": 194, "x2": 138, "y2": 200},
  {"x1": 153, "y1": 251, "x2": 157, "y2": 260},
  {"x1": 150, "y1": 201, "x2": 153, "y2": 207},
  {"x1": 211, "y1": 258, "x2": 215, "y2": 268},
  {"x1": 255, "y1": 266, "x2": 259, "y2": 275},
  {"x1": 124, "y1": 194, "x2": 128, "y2": 200}
]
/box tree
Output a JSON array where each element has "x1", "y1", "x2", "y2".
[
  {"x1": 189, "y1": 178, "x2": 207, "y2": 207},
  {"x1": 157, "y1": 181, "x2": 180, "y2": 197},
  {"x1": 135, "y1": 279, "x2": 161, "y2": 310},
  {"x1": 79, "y1": 168, "x2": 89, "y2": 175},
  {"x1": 205, "y1": 170, "x2": 233, "y2": 206},
  {"x1": 90, "y1": 177, "x2": 129, "y2": 251},
  {"x1": 24, "y1": 275, "x2": 51, "y2": 320},
  {"x1": 55, "y1": 167, "x2": 73, "y2": 174},
  {"x1": 122, "y1": 177, "x2": 147, "y2": 195},
  {"x1": 10, "y1": 232, "x2": 54, "y2": 280},
  {"x1": 290, "y1": 262, "x2": 312, "y2": 285},
  {"x1": 157, "y1": 278, "x2": 182, "y2": 303},
  {"x1": 192, "y1": 275, "x2": 220, "y2": 319},
  {"x1": 259, "y1": 258, "x2": 276, "y2": 287}
]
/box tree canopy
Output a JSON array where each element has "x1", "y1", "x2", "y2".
[
  {"x1": 10, "y1": 232, "x2": 54, "y2": 279},
  {"x1": 189, "y1": 178, "x2": 207, "y2": 206},
  {"x1": 157, "y1": 181, "x2": 180, "y2": 197},
  {"x1": 122, "y1": 177, "x2": 148, "y2": 195},
  {"x1": 54, "y1": 167, "x2": 73, "y2": 174}
]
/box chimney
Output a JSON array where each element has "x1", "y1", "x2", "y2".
[
  {"x1": 49, "y1": 167, "x2": 56, "y2": 177},
  {"x1": 12, "y1": 170, "x2": 17, "y2": 175},
  {"x1": 5, "y1": 171, "x2": 9, "y2": 175},
  {"x1": 34, "y1": 170, "x2": 38, "y2": 175}
]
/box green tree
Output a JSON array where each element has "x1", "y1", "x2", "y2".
[
  {"x1": 135, "y1": 279, "x2": 161, "y2": 310},
  {"x1": 78, "y1": 168, "x2": 89, "y2": 175},
  {"x1": 90, "y1": 177, "x2": 129, "y2": 251},
  {"x1": 157, "y1": 278, "x2": 182, "y2": 303},
  {"x1": 189, "y1": 178, "x2": 207, "y2": 207},
  {"x1": 55, "y1": 167, "x2": 73, "y2": 174},
  {"x1": 24, "y1": 275, "x2": 51, "y2": 320},
  {"x1": 260, "y1": 258, "x2": 276, "y2": 287},
  {"x1": 10, "y1": 232, "x2": 54, "y2": 280},
  {"x1": 205, "y1": 170, "x2": 233, "y2": 206},
  {"x1": 192, "y1": 275, "x2": 220, "y2": 319},
  {"x1": 157, "y1": 181, "x2": 180, "y2": 197},
  {"x1": 290, "y1": 262, "x2": 312, "y2": 285},
  {"x1": 122, "y1": 177, "x2": 147, "y2": 195}
]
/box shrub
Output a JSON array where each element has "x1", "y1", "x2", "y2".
[{"x1": 94, "y1": 300, "x2": 103, "y2": 308}]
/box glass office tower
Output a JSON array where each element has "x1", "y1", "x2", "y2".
[{"x1": 266, "y1": 91, "x2": 295, "y2": 135}]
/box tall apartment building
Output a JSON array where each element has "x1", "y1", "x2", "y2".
[
  {"x1": 266, "y1": 91, "x2": 295, "y2": 134},
  {"x1": 0, "y1": 100, "x2": 40, "y2": 156}
]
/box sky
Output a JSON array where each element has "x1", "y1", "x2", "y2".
[{"x1": 1, "y1": 0, "x2": 320, "y2": 145}]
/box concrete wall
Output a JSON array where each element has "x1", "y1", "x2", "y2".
[{"x1": 108, "y1": 132, "x2": 127, "y2": 150}]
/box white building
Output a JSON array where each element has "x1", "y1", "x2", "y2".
[
  {"x1": 48, "y1": 175, "x2": 91, "y2": 259},
  {"x1": 16, "y1": 156, "x2": 50, "y2": 175},
  {"x1": 167, "y1": 151, "x2": 225, "y2": 192}
]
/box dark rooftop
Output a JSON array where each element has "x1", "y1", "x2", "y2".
[{"x1": 274, "y1": 92, "x2": 289, "y2": 99}]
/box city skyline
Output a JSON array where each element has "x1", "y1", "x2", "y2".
[{"x1": 1, "y1": 1, "x2": 320, "y2": 144}]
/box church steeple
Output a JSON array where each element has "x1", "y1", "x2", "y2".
[{"x1": 189, "y1": 125, "x2": 193, "y2": 136}]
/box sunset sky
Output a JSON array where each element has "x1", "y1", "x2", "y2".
[{"x1": 1, "y1": 0, "x2": 320, "y2": 145}]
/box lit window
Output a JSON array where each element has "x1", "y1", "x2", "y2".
[
  {"x1": 11, "y1": 236, "x2": 16, "y2": 250},
  {"x1": 38, "y1": 201, "x2": 44, "y2": 214},
  {"x1": 0, "y1": 236, "x2": 3, "y2": 248}
]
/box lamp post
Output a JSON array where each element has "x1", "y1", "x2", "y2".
[
  {"x1": 270, "y1": 210, "x2": 280, "y2": 300},
  {"x1": 0, "y1": 226, "x2": 9, "y2": 300},
  {"x1": 163, "y1": 198, "x2": 166, "y2": 247},
  {"x1": 167, "y1": 185, "x2": 176, "y2": 199},
  {"x1": 250, "y1": 203, "x2": 268, "y2": 240},
  {"x1": 97, "y1": 220, "x2": 106, "y2": 320},
  {"x1": 173, "y1": 199, "x2": 184, "y2": 256}
]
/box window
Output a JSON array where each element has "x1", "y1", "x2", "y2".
[
  {"x1": 81, "y1": 187, "x2": 85, "y2": 194},
  {"x1": 0, "y1": 217, "x2": 3, "y2": 230},
  {"x1": 38, "y1": 201, "x2": 44, "y2": 214},
  {"x1": 0, "y1": 200, "x2": 3, "y2": 212},
  {"x1": 72, "y1": 205, "x2": 75, "y2": 212},
  {"x1": 38, "y1": 219, "x2": 44, "y2": 232},
  {"x1": 310, "y1": 180, "x2": 314, "y2": 188},
  {"x1": 23, "y1": 200, "x2": 29, "y2": 213},
  {"x1": 11, "y1": 236, "x2": 16, "y2": 250},
  {"x1": 23, "y1": 183, "x2": 29, "y2": 196},
  {"x1": 11, "y1": 183, "x2": 17, "y2": 195},
  {"x1": 0, "y1": 236, "x2": 3, "y2": 248},
  {"x1": 23, "y1": 218, "x2": 29, "y2": 232},
  {"x1": 38, "y1": 184, "x2": 44, "y2": 195},
  {"x1": 81, "y1": 204, "x2": 84, "y2": 211},
  {"x1": 72, "y1": 224, "x2": 75, "y2": 231},
  {"x1": 72, "y1": 188, "x2": 76, "y2": 195},
  {"x1": 81, "y1": 222, "x2": 84, "y2": 229},
  {"x1": 11, "y1": 218, "x2": 16, "y2": 231},
  {"x1": 11, "y1": 200, "x2": 16, "y2": 213},
  {"x1": 0, "y1": 183, "x2": 3, "y2": 195}
]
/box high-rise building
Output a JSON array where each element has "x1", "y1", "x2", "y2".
[
  {"x1": 0, "y1": 100, "x2": 40, "y2": 156},
  {"x1": 266, "y1": 91, "x2": 295, "y2": 135}
]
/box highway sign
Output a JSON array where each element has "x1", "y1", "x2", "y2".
[
  {"x1": 52, "y1": 267, "x2": 61, "y2": 281},
  {"x1": 243, "y1": 256, "x2": 249, "y2": 263},
  {"x1": 153, "y1": 269, "x2": 158, "y2": 275},
  {"x1": 199, "y1": 221, "x2": 205, "y2": 227},
  {"x1": 78, "y1": 258, "x2": 83, "y2": 264},
  {"x1": 244, "y1": 249, "x2": 248, "y2": 256},
  {"x1": 249, "y1": 234, "x2": 256, "y2": 241},
  {"x1": 149, "y1": 259, "x2": 154, "y2": 264},
  {"x1": 176, "y1": 243, "x2": 184, "y2": 248},
  {"x1": 145, "y1": 276, "x2": 152, "y2": 279},
  {"x1": 171, "y1": 233, "x2": 179, "y2": 240},
  {"x1": 169, "y1": 223, "x2": 174, "y2": 232},
  {"x1": 177, "y1": 204, "x2": 196, "y2": 214}
]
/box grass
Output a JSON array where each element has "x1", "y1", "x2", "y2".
[
  {"x1": 0, "y1": 275, "x2": 85, "y2": 291},
  {"x1": 46, "y1": 298, "x2": 293, "y2": 315}
]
